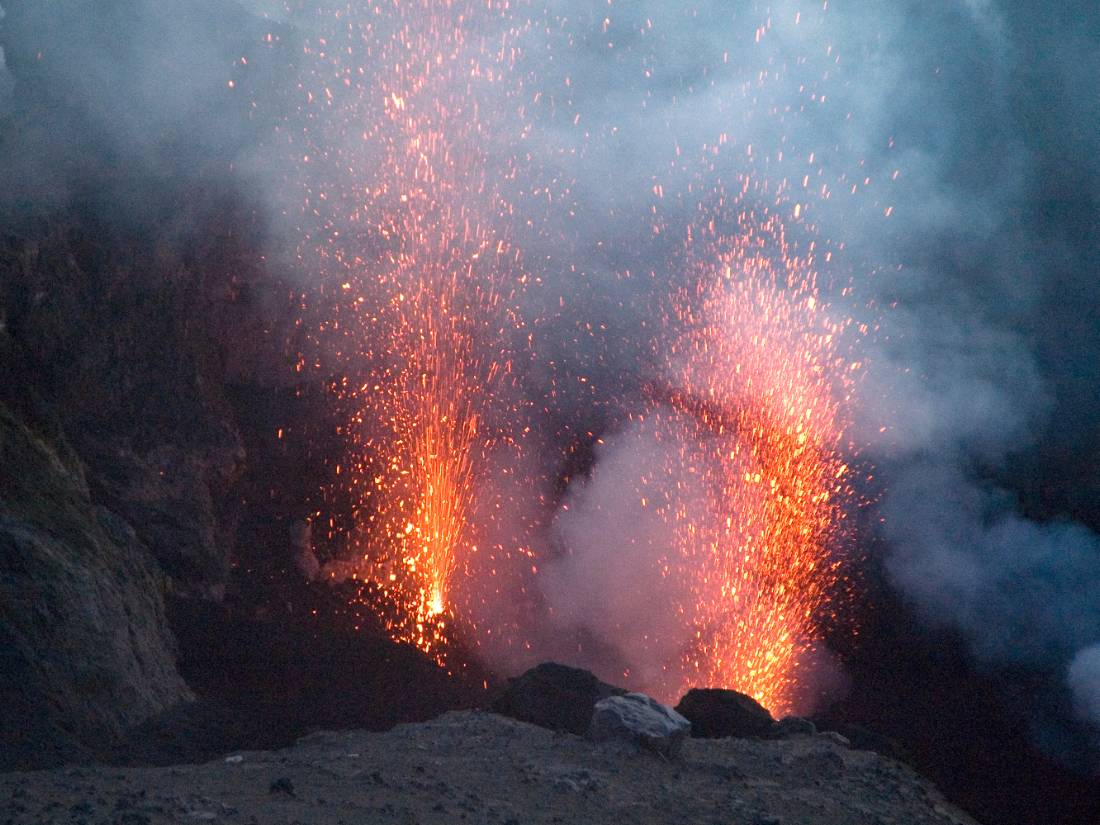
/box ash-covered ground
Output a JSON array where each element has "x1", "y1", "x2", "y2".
[{"x1": 2, "y1": 711, "x2": 980, "y2": 825}]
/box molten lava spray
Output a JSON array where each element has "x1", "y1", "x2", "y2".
[
  {"x1": 662, "y1": 209, "x2": 854, "y2": 714},
  {"x1": 311, "y1": 0, "x2": 526, "y2": 663},
  {"x1": 300, "y1": 2, "x2": 858, "y2": 706}
]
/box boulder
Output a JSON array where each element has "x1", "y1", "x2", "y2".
[
  {"x1": 772, "y1": 716, "x2": 817, "y2": 738},
  {"x1": 589, "y1": 692, "x2": 691, "y2": 756},
  {"x1": 0, "y1": 403, "x2": 192, "y2": 770},
  {"x1": 675, "y1": 688, "x2": 775, "y2": 738},
  {"x1": 491, "y1": 662, "x2": 626, "y2": 735}
]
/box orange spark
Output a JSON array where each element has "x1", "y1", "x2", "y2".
[
  {"x1": 661, "y1": 210, "x2": 853, "y2": 714},
  {"x1": 316, "y1": 0, "x2": 526, "y2": 663}
]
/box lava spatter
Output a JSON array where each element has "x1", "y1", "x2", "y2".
[
  {"x1": 662, "y1": 209, "x2": 855, "y2": 714},
  {"x1": 298, "y1": 0, "x2": 530, "y2": 664}
]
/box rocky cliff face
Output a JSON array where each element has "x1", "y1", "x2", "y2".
[
  {"x1": 0, "y1": 401, "x2": 192, "y2": 770},
  {"x1": 0, "y1": 221, "x2": 259, "y2": 596},
  {"x1": 0, "y1": 5, "x2": 306, "y2": 756},
  {"x1": 0, "y1": 214, "x2": 481, "y2": 770},
  {"x1": 0, "y1": 203, "x2": 301, "y2": 766}
]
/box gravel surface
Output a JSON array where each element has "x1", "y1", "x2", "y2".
[{"x1": 0, "y1": 710, "x2": 982, "y2": 825}]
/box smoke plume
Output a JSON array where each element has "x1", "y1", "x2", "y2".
[{"x1": 505, "y1": 0, "x2": 1100, "y2": 747}]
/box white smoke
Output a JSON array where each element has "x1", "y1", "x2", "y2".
[
  {"x1": 0, "y1": 4, "x2": 11, "y2": 108},
  {"x1": 882, "y1": 462, "x2": 1100, "y2": 665},
  {"x1": 961, "y1": 0, "x2": 1009, "y2": 48},
  {"x1": 510, "y1": 0, "x2": 1100, "y2": 750},
  {"x1": 538, "y1": 417, "x2": 705, "y2": 696},
  {"x1": 0, "y1": 48, "x2": 10, "y2": 108}
]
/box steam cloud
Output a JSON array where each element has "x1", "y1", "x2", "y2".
[
  {"x1": 500, "y1": 0, "x2": 1100, "y2": 740},
  {"x1": 2, "y1": 0, "x2": 1099, "y2": 757},
  {"x1": 542, "y1": 418, "x2": 703, "y2": 695},
  {"x1": 513, "y1": 0, "x2": 1100, "y2": 744}
]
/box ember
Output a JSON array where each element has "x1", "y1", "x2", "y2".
[
  {"x1": 302, "y1": 0, "x2": 528, "y2": 663},
  {"x1": 661, "y1": 209, "x2": 855, "y2": 714}
]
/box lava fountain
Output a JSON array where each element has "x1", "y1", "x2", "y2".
[
  {"x1": 313, "y1": 0, "x2": 526, "y2": 663},
  {"x1": 298, "y1": 1, "x2": 859, "y2": 702},
  {"x1": 659, "y1": 208, "x2": 855, "y2": 714}
]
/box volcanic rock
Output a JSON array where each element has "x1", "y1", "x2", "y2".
[
  {"x1": 491, "y1": 662, "x2": 626, "y2": 735},
  {"x1": 0, "y1": 711, "x2": 986, "y2": 824},
  {"x1": 589, "y1": 692, "x2": 692, "y2": 756},
  {"x1": 0, "y1": 222, "x2": 254, "y2": 598},
  {"x1": 771, "y1": 716, "x2": 817, "y2": 738},
  {"x1": 78, "y1": 436, "x2": 243, "y2": 595},
  {"x1": 675, "y1": 687, "x2": 776, "y2": 738},
  {"x1": 0, "y1": 402, "x2": 192, "y2": 770}
]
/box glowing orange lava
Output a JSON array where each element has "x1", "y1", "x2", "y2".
[
  {"x1": 293, "y1": 2, "x2": 861, "y2": 704},
  {"x1": 662, "y1": 209, "x2": 853, "y2": 714},
  {"x1": 313, "y1": 0, "x2": 525, "y2": 663}
]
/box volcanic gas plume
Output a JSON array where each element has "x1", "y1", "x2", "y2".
[{"x1": 263, "y1": 0, "x2": 1100, "y2": 753}]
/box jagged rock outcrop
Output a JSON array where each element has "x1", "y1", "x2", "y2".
[
  {"x1": 78, "y1": 436, "x2": 243, "y2": 594},
  {"x1": 0, "y1": 402, "x2": 192, "y2": 770},
  {"x1": 0, "y1": 225, "x2": 253, "y2": 596},
  {"x1": 491, "y1": 662, "x2": 627, "y2": 735}
]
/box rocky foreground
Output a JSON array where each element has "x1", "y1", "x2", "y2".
[{"x1": 1, "y1": 710, "x2": 981, "y2": 825}]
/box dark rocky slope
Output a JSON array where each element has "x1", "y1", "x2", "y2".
[
  {"x1": 0, "y1": 710, "x2": 982, "y2": 825},
  {"x1": 0, "y1": 216, "x2": 486, "y2": 770},
  {"x1": 0, "y1": 401, "x2": 191, "y2": 770},
  {"x1": 0, "y1": 217, "x2": 267, "y2": 596}
]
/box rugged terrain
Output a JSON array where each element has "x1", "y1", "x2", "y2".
[
  {"x1": 0, "y1": 710, "x2": 980, "y2": 825},
  {"x1": 1, "y1": 5, "x2": 1098, "y2": 825},
  {"x1": 0, "y1": 399, "x2": 192, "y2": 768}
]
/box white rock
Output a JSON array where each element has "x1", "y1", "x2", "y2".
[{"x1": 589, "y1": 692, "x2": 691, "y2": 756}]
